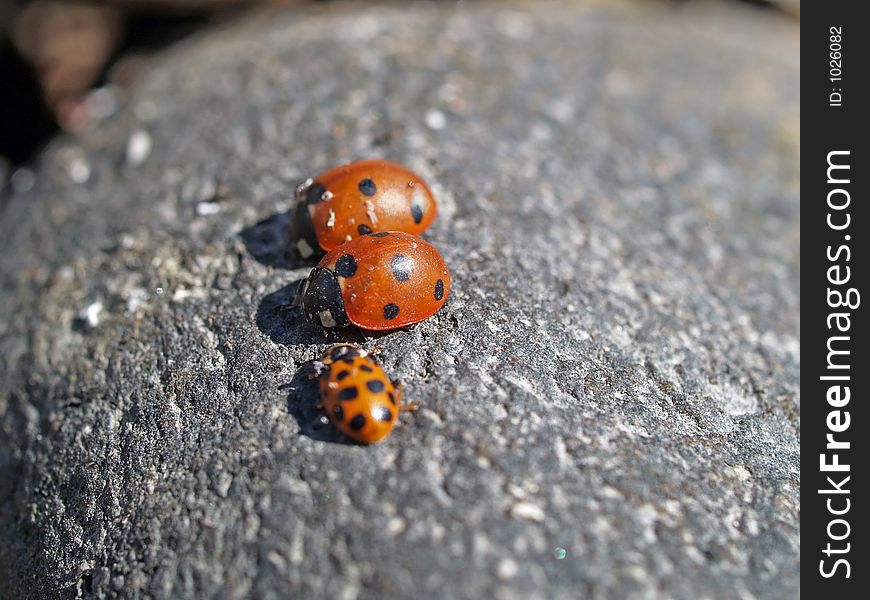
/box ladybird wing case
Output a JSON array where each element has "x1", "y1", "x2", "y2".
[
  {"x1": 305, "y1": 160, "x2": 437, "y2": 251},
  {"x1": 319, "y1": 349, "x2": 402, "y2": 443},
  {"x1": 318, "y1": 232, "x2": 451, "y2": 331}
]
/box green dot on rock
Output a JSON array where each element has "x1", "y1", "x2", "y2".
[{"x1": 554, "y1": 547, "x2": 567, "y2": 560}]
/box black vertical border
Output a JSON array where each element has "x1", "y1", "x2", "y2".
[{"x1": 802, "y1": 1, "x2": 868, "y2": 596}]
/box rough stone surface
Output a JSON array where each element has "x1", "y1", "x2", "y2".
[{"x1": 0, "y1": 2, "x2": 799, "y2": 598}]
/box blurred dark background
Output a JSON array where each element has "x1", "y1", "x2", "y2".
[{"x1": 1, "y1": 0, "x2": 796, "y2": 173}]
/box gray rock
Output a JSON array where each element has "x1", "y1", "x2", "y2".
[{"x1": 0, "y1": 1, "x2": 799, "y2": 598}]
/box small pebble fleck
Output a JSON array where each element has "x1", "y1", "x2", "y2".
[
  {"x1": 510, "y1": 502, "x2": 546, "y2": 522},
  {"x1": 155, "y1": 287, "x2": 165, "y2": 295},
  {"x1": 496, "y1": 558, "x2": 519, "y2": 580},
  {"x1": 126, "y1": 129, "x2": 153, "y2": 166},
  {"x1": 68, "y1": 158, "x2": 91, "y2": 184},
  {"x1": 75, "y1": 302, "x2": 103, "y2": 330},
  {"x1": 425, "y1": 109, "x2": 447, "y2": 130},
  {"x1": 196, "y1": 202, "x2": 221, "y2": 216}
]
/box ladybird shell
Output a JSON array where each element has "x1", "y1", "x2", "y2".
[
  {"x1": 318, "y1": 344, "x2": 403, "y2": 443},
  {"x1": 297, "y1": 160, "x2": 437, "y2": 253},
  {"x1": 318, "y1": 232, "x2": 451, "y2": 331}
]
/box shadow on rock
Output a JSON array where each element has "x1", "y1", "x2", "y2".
[
  {"x1": 240, "y1": 210, "x2": 313, "y2": 270},
  {"x1": 283, "y1": 362, "x2": 360, "y2": 445},
  {"x1": 256, "y1": 279, "x2": 330, "y2": 346}
]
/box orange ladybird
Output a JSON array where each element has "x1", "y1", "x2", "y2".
[
  {"x1": 300, "y1": 231, "x2": 451, "y2": 331},
  {"x1": 289, "y1": 159, "x2": 438, "y2": 258},
  {"x1": 317, "y1": 344, "x2": 416, "y2": 443}
]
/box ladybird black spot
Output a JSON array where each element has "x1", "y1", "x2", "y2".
[
  {"x1": 350, "y1": 414, "x2": 366, "y2": 430},
  {"x1": 341, "y1": 357, "x2": 357, "y2": 364},
  {"x1": 332, "y1": 405, "x2": 344, "y2": 422},
  {"x1": 358, "y1": 224, "x2": 372, "y2": 235},
  {"x1": 387, "y1": 391, "x2": 397, "y2": 405},
  {"x1": 358, "y1": 178, "x2": 377, "y2": 196},
  {"x1": 367, "y1": 380, "x2": 386, "y2": 393},
  {"x1": 338, "y1": 387, "x2": 359, "y2": 401},
  {"x1": 369, "y1": 232, "x2": 390, "y2": 238},
  {"x1": 335, "y1": 254, "x2": 358, "y2": 278},
  {"x1": 373, "y1": 405, "x2": 393, "y2": 422},
  {"x1": 434, "y1": 278, "x2": 445, "y2": 301},
  {"x1": 359, "y1": 364, "x2": 374, "y2": 373},
  {"x1": 390, "y1": 254, "x2": 412, "y2": 282},
  {"x1": 336, "y1": 370, "x2": 350, "y2": 381},
  {"x1": 410, "y1": 202, "x2": 424, "y2": 224},
  {"x1": 307, "y1": 183, "x2": 328, "y2": 204},
  {"x1": 383, "y1": 303, "x2": 400, "y2": 320}
]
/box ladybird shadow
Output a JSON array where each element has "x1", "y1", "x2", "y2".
[
  {"x1": 283, "y1": 361, "x2": 362, "y2": 445},
  {"x1": 256, "y1": 279, "x2": 333, "y2": 346},
  {"x1": 240, "y1": 210, "x2": 313, "y2": 270}
]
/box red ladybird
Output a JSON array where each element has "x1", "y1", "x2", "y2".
[
  {"x1": 290, "y1": 159, "x2": 438, "y2": 258},
  {"x1": 300, "y1": 231, "x2": 451, "y2": 331}
]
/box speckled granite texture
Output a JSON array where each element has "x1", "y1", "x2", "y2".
[{"x1": 0, "y1": 1, "x2": 799, "y2": 598}]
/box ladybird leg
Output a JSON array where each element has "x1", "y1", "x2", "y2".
[{"x1": 393, "y1": 380, "x2": 419, "y2": 411}]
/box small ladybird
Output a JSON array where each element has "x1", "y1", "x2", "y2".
[
  {"x1": 316, "y1": 344, "x2": 416, "y2": 443},
  {"x1": 300, "y1": 231, "x2": 451, "y2": 331},
  {"x1": 289, "y1": 159, "x2": 438, "y2": 258}
]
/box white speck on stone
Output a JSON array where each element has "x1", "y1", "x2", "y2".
[
  {"x1": 510, "y1": 502, "x2": 546, "y2": 522},
  {"x1": 126, "y1": 288, "x2": 148, "y2": 314},
  {"x1": 76, "y1": 302, "x2": 103, "y2": 329},
  {"x1": 266, "y1": 551, "x2": 287, "y2": 570},
  {"x1": 126, "y1": 129, "x2": 153, "y2": 165},
  {"x1": 68, "y1": 157, "x2": 91, "y2": 184},
  {"x1": 196, "y1": 201, "x2": 221, "y2": 216},
  {"x1": 507, "y1": 484, "x2": 527, "y2": 500},
  {"x1": 425, "y1": 109, "x2": 447, "y2": 130},
  {"x1": 496, "y1": 558, "x2": 519, "y2": 580},
  {"x1": 387, "y1": 517, "x2": 406, "y2": 535},
  {"x1": 155, "y1": 287, "x2": 165, "y2": 295}
]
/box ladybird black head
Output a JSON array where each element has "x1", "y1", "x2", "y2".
[
  {"x1": 306, "y1": 182, "x2": 329, "y2": 204},
  {"x1": 329, "y1": 344, "x2": 361, "y2": 362},
  {"x1": 288, "y1": 203, "x2": 322, "y2": 260},
  {"x1": 301, "y1": 267, "x2": 350, "y2": 329}
]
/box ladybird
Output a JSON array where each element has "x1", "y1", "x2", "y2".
[
  {"x1": 316, "y1": 344, "x2": 416, "y2": 443},
  {"x1": 300, "y1": 231, "x2": 451, "y2": 331},
  {"x1": 289, "y1": 159, "x2": 438, "y2": 258}
]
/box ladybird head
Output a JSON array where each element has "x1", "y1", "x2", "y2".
[
  {"x1": 320, "y1": 343, "x2": 366, "y2": 366},
  {"x1": 290, "y1": 179, "x2": 326, "y2": 259},
  {"x1": 301, "y1": 267, "x2": 350, "y2": 329}
]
